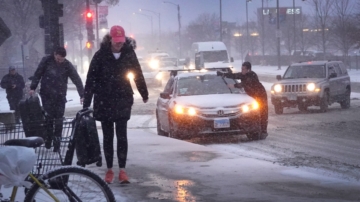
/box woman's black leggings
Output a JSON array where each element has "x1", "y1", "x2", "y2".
[{"x1": 101, "y1": 119, "x2": 128, "y2": 169}]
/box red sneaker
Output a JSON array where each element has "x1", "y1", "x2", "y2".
[
  {"x1": 119, "y1": 170, "x2": 130, "y2": 184},
  {"x1": 104, "y1": 170, "x2": 114, "y2": 184}
]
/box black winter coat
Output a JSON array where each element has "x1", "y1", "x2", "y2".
[
  {"x1": 83, "y1": 35, "x2": 149, "y2": 122},
  {"x1": 30, "y1": 55, "x2": 84, "y2": 98},
  {"x1": 1, "y1": 73, "x2": 25, "y2": 99},
  {"x1": 224, "y1": 71, "x2": 267, "y2": 99}
]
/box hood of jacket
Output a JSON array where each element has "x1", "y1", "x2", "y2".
[{"x1": 100, "y1": 34, "x2": 137, "y2": 52}]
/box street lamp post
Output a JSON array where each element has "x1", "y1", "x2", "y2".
[
  {"x1": 246, "y1": 0, "x2": 251, "y2": 55},
  {"x1": 276, "y1": 0, "x2": 281, "y2": 70},
  {"x1": 133, "y1": 12, "x2": 153, "y2": 39},
  {"x1": 164, "y1": 1, "x2": 181, "y2": 58},
  {"x1": 139, "y1": 8, "x2": 161, "y2": 49}
]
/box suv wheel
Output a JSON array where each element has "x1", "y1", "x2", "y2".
[
  {"x1": 320, "y1": 92, "x2": 329, "y2": 112},
  {"x1": 274, "y1": 103, "x2": 283, "y2": 114},
  {"x1": 340, "y1": 89, "x2": 351, "y2": 109},
  {"x1": 298, "y1": 104, "x2": 308, "y2": 112},
  {"x1": 156, "y1": 113, "x2": 167, "y2": 136}
]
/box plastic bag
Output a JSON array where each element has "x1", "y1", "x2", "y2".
[{"x1": 0, "y1": 146, "x2": 36, "y2": 188}]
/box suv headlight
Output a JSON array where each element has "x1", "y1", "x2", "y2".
[
  {"x1": 306, "y1": 83, "x2": 316, "y2": 91},
  {"x1": 273, "y1": 84, "x2": 282, "y2": 93}
]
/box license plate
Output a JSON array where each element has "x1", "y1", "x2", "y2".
[
  {"x1": 287, "y1": 94, "x2": 297, "y2": 101},
  {"x1": 214, "y1": 118, "x2": 230, "y2": 128}
]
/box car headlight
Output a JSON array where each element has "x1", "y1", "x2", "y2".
[
  {"x1": 155, "y1": 72, "x2": 162, "y2": 80},
  {"x1": 174, "y1": 105, "x2": 197, "y2": 116},
  {"x1": 274, "y1": 84, "x2": 282, "y2": 93},
  {"x1": 127, "y1": 72, "x2": 134, "y2": 80},
  {"x1": 149, "y1": 59, "x2": 159, "y2": 69},
  {"x1": 241, "y1": 101, "x2": 259, "y2": 113},
  {"x1": 306, "y1": 83, "x2": 316, "y2": 91}
]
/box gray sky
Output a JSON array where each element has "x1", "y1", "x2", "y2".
[{"x1": 106, "y1": 0, "x2": 312, "y2": 36}]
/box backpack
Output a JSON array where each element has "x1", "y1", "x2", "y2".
[{"x1": 73, "y1": 109, "x2": 102, "y2": 167}]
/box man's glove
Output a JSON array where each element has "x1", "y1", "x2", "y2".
[{"x1": 216, "y1": 71, "x2": 224, "y2": 76}]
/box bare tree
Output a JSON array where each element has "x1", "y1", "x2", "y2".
[
  {"x1": 309, "y1": 0, "x2": 334, "y2": 57},
  {"x1": 330, "y1": 0, "x2": 357, "y2": 58},
  {"x1": 0, "y1": 0, "x2": 42, "y2": 67},
  {"x1": 183, "y1": 13, "x2": 220, "y2": 52}
]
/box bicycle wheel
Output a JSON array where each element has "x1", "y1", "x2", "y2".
[{"x1": 24, "y1": 166, "x2": 116, "y2": 202}]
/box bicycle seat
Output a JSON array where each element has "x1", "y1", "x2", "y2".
[{"x1": 4, "y1": 137, "x2": 44, "y2": 148}]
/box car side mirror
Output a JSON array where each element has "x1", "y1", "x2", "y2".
[
  {"x1": 329, "y1": 72, "x2": 337, "y2": 79},
  {"x1": 230, "y1": 57, "x2": 234, "y2": 63},
  {"x1": 160, "y1": 92, "x2": 170, "y2": 99},
  {"x1": 276, "y1": 75, "x2": 281, "y2": 80}
]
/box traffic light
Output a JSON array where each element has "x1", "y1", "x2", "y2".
[
  {"x1": 86, "y1": 41, "x2": 93, "y2": 49},
  {"x1": 39, "y1": 0, "x2": 64, "y2": 54},
  {"x1": 85, "y1": 9, "x2": 95, "y2": 49}
]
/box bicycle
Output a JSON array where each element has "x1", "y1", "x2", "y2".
[{"x1": 0, "y1": 108, "x2": 116, "y2": 202}]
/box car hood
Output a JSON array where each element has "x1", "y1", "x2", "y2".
[
  {"x1": 142, "y1": 71, "x2": 158, "y2": 78},
  {"x1": 174, "y1": 94, "x2": 254, "y2": 108},
  {"x1": 276, "y1": 78, "x2": 325, "y2": 84}
]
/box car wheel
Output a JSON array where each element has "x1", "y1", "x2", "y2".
[
  {"x1": 298, "y1": 103, "x2": 308, "y2": 112},
  {"x1": 274, "y1": 103, "x2": 283, "y2": 114},
  {"x1": 168, "y1": 117, "x2": 181, "y2": 139},
  {"x1": 246, "y1": 131, "x2": 261, "y2": 141},
  {"x1": 320, "y1": 92, "x2": 329, "y2": 112},
  {"x1": 340, "y1": 89, "x2": 350, "y2": 109},
  {"x1": 156, "y1": 112, "x2": 167, "y2": 136}
]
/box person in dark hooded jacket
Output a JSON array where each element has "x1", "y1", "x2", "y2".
[
  {"x1": 83, "y1": 25, "x2": 149, "y2": 184},
  {"x1": 30, "y1": 47, "x2": 84, "y2": 151},
  {"x1": 217, "y1": 61, "x2": 268, "y2": 139},
  {"x1": 1, "y1": 66, "x2": 25, "y2": 123}
]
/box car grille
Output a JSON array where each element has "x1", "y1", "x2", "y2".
[
  {"x1": 200, "y1": 111, "x2": 240, "y2": 118},
  {"x1": 282, "y1": 84, "x2": 307, "y2": 93}
]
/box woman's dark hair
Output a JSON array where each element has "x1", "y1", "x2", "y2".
[
  {"x1": 242, "y1": 61, "x2": 252, "y2": 70},
  {"x1": 54, "y1": 47, "x2": 67, "y2": 57}
]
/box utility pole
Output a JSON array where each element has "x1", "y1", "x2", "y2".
[
  {"x1": 93, "y1": 0, "x2": 102, "y2": 49},
  {"x1": 220, "y1": 0, "x2": 222, "y2": 41},
  {"x1": 276, "y1": 0, "x2": 281, "y2": 70},
  {"x1": 177, "y1": 4, "x2": 181, "y2": 58}
]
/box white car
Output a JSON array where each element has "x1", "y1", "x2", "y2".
[
  {"x1": 156, "y1": 69, "x2": 263, "y2": 140},
  {"x1": 138, "y1": 58, "x2": 162, "y2": 87}
]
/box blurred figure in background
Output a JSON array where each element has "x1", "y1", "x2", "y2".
[{"x1": 1, "y1": 66, "x2": 25, "y2": 123}]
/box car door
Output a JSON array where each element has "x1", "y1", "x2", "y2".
[
  {"x1": 327, "y1": 64, "x2": 339, "y2": 98},
  {"x1": 157, "y1": 78, "x2": 174, "y2": 132},
  {"x1": 334, "y1": 62, "x2": 347, "y2": 98}
]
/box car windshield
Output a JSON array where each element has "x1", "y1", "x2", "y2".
[
  {"x1": 140, "y1": 62, "x2": 153, "y2": 72},
  {"x1": 202, "y1": 50, "x2": 228, "y2": 63},
  {"x1": 176, "y1": 74, "x2": 242, "y2": 96},
  {"x1": 283, "y1": 65, "x2": 325, "y2": 79}
]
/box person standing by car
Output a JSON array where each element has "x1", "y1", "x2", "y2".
[
  {"x1": 217, "y1": 61, "x2": 268, "y2": 139},
  {"x1": 1, "y1": 66, "x2": 25, "y2": 123},
  {"x1": 29, "y1": 47, "x2": 84, "y2": 152},
  {"x1": 83, "y1": 25, "x2": 149, "y2": 184}
]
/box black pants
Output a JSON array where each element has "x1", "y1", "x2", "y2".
[
  {"x1": 101, "y1": 120, "x2": 128, "y2": 169},
  {"x1": 41, "y1": 94, "x2": 66, "y2": 149},
  {"x1": 7, "y1": 96, "x2": 22, "y2": 123},
  {"x1": 255, "y1": 94, "x2": 268, "y2": 133}
]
